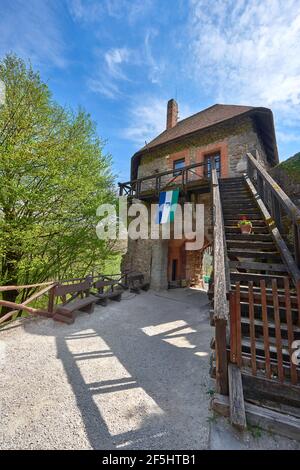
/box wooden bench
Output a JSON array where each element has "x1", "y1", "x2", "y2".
[
  {"x1": 92, "y1": 279, "x2": 123, "y2": 306},
  {"x1": 127, "y1": 272, "x2": 150, "y2": 294},
  {"x1": 52, "y1": 278, "x2": 97, "y2": 324}
]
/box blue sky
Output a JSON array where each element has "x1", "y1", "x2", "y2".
[{"x1": 1, "y1": 0, "x2": 300, "y2": 181}]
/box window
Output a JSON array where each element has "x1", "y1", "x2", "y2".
[
  {"x1": 204, "y1": 153, "x2": 221, "y2": 178},
  {"x1": 173, "y1": 158, "x2": 185, "y2": 176}
]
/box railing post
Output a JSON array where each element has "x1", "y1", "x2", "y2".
[
  {"x1": 271, "y1": 193, "x2": 282, "y2": 232},
  {"x1": 294, "y1": 224, "x2": 300, "y2": 269},
  {"x1": 47, "y1": 285, "x2": 55, "y2": 316},
  {"x1": 257, "y1": 173, "x2": 264, "y2": 198},
  {"x1": 215, "y1": 318, "x2": 229, "y2": 394}
]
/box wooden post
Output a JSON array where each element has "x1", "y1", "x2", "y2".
[
  {"x1": 293, "y1": 224, "x2": 300, "y2": 269},
  {"x1": 47, "y1": 285, "x2": 55, "y2": 316},
  {"x1": 215, "y1": 318, "x2": 228, "y2": 395},
  {"x1": 271, "y1": 193, "x2": 282, "y2": 233},
  {"x1": 229, "y1": 291, "x2": 237, "y2": 364}
]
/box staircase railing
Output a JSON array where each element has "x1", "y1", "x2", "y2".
[
  {"x1": 211, "y1": 160, "x2": 230, "y2": 394},
  {"x1": 247, "y1": 151, "x2": 300, "y2": 270},
  {"x1": 119, "y1": 160, "x2": 207, "y2": 198}
]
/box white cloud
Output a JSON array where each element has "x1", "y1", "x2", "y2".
[
  {"x1": 87, "y1": 47, "x2": 132, "y2": 99},
  {"x1": 0, "y1": 0, "x2": 66, "y2": 68},
  {"x1": 87, "y1": 77, "x2": 120, "y2": 99},
  {"x1": 67, "y1": 0, "x2": 104, "y2": 22},
  {"x1": 144, "y1": 29, "x2": 165, "y2": 84},
  {"x1": 188, "y1": 0, "x2": 300, "y2": 109},
  {"x1": 68, "y1": 0, "x2": 153, "y2": 24},
  {"x1": 123, "y1": 97, "x2": 193, "y2": 146},
  {"x1": 104, "y1": 48, "x2": 131, "y2": 80},
  {"x1": 105, "y1": 0, "x2": 153, "y2": 24}
]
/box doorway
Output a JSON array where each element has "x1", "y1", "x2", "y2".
[{"x1": 171, "y1": 259, "x2": 177, "y2": 281}]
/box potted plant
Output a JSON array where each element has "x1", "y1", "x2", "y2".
[{"x1": 238, "y1": 216, "x2": 252, "y2": 234}]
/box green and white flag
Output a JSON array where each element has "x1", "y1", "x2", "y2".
[{"x1": 156, "y1": 189, "x2": 179, "y2": 224}]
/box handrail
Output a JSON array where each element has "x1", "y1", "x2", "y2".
[
  {"x1": 247, "y1": 152, "x2": 300, "y2": 224},
  {"x1": 118, "y1": 160, "x2": 207, "y2": 198},
  {"x1": 247, "y1": 151, "x2": 300, "y2": 267},
  {"x1": 211, "y1": 162, "x2": 229, "y2": 395},
  {"x1": 211, "y1": 167, "x2": 229, "y2": 320},
  {"x1": 0, "y1": 282, "x2": 57, "y2": 325}
]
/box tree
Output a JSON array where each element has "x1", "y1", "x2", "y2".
[{"x1": 0, "y1": 54, "x2": 117, "y2": 312}]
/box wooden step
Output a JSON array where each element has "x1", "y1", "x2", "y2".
[
  {"x1": 229, "y1": 261, "x2": 288, "y2": 272},
  {"x1": 220, "y1": 183, "x2": 246, "y2": 189},
  {"x1": 220, "y1": 177, "x2": 245, "y2": 184},
  {"x1": 234, "y1": 286, "x2": 299, "y2": 307},
  {"x1": 223, "y1": 212, "x2": 262, "y2": 219},
  {"x1": 227, "y1": 234, "x2": 272, "y2": 241},
  {"x1": 211, "y1": 393, "x2": 300, "y2": 441},
  {"x1": 240, "y1": 303, "x2": 299, "y2": 326},
  {"x1": 224, "y1": 216, "x2": 264, "y2": 223},
  {"x1": 227, "y1": 240, "x2": 276, "y2": 250},
  {"x1": 230, "y1": 272, "x2": 288, "y2": 287},
  {"x1": 241, "y1": 316, "x2": 300, "y2": 334},
  {"x1": 225, "y1": 226, "x2": 269, "y2": 234},
  {"x1": 241, "y1": 337, "x2": 292, "y2": 360},
  {"x1": 227, "y1": 249, "x2": 281, "y2": 260},
  {"x1": 222, "y1": 200, "x2": 257, "y2": 206},
  {"x1": 222, "y1": 193, "x2": 251, "y2": 199}
]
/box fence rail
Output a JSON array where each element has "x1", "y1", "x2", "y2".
[
  {"x1": 247, "y1": 151, "x2": 300, "y2": 269},
  {"x1": 229, "y1": 279, "x2": 300, "y2": 386},
  {"x1": 0, "y1": 271, "x2": 137, "y2": 326},
  {"x1": 118, "y1": 160, "x2": 208, "y2": 198}
]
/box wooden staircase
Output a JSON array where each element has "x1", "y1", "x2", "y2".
[
  {"x1": 210, "y1": 153, "x2": 300, "y2": 435},
  {"x1": 220, "y1": 176, "x2": 300, "y2": 385}
]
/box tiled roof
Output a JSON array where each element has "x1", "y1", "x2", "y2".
[{"x1": 138, "y1": 104, "x2": 254, "y2": 152}]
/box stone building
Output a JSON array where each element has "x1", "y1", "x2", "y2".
[{"x1": 120, "y1": 100, "x2": 278, "y2": 290}]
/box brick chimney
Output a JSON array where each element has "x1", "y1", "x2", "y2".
[{"x1": 166, "y1": 99, "x2": 178, "y2": 129}]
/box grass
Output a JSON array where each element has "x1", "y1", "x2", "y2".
[{"x1": 248, "y1": 424, "x2": 263, "y2": 439}]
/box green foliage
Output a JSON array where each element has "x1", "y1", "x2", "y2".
[
  {"x1": 0, "y1": 54, "x2": 119, "y2": 301},
  {"x1": 237, "y1": 219, "x2": 252, "y2": 227},
  {"x1": 276, "y1": 152, "x2": 300, "y2": 181}
]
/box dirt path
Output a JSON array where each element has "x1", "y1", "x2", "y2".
[{"x1": 0, "y1": 288, "x2": 212, "y2": 449}]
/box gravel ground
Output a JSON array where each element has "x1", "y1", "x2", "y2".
[{"x1": 0, "y1": 288, "x2": 212, "y2": 450}]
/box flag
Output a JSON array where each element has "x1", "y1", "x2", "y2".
[{"x1": 156, "y1": 189, "x2": 179, "y2": 224}]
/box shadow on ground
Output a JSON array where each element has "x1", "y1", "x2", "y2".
[{"x1": 2, "y1": 288, "x2": 212, "y2": 449}]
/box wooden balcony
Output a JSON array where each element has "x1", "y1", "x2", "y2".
[{"x1": 118, "y1": 161, "x2": 211, "y2": 200}]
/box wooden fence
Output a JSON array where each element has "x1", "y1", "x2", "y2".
[
  {"x1": 229, "y1": 279, "x2": 300, "y2": 386},
  {"x1": 0, "y1": 272, "x2": 134, "y2": 326},
  {"x1": 0, "y1": 281, "x2": 57, "y2": 325}
]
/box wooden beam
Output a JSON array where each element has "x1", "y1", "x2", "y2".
[
  {"x1": 215, "y1": 318, "x2": 228, "y2": 395},
  {"x1": 242, "y1": 372, "x2": 300, "y2": 408},
  {"x1": 228, "y1": 364, "x2": 247, "y2": 430},
  {"x1": 212, "y1": 394, "x2": 300, "y2": 441},
  {"x1": 0, "y1": 281, "x2": 55, "y2": 292},
  {"x1": 212, "y1": 166, "x2": 229, "y2": 395}
]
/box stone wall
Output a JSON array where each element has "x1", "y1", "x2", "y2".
[
  {"x1": 227, "y1": 121, "x2": 268, "y2": 176},
  {"x1": 121, "y1": 238, "x2": 168, "y2": 290},
  {"x1": 121, "y1": 191, "x2": 213, "y2": 289},
  {"x1": 137, "y1": 116, "x2": 269, "y2": 182}
]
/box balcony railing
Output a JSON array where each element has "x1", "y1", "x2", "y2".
[{"x1": 118, "y1": 161, "x2": 209, "y2": 199}]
